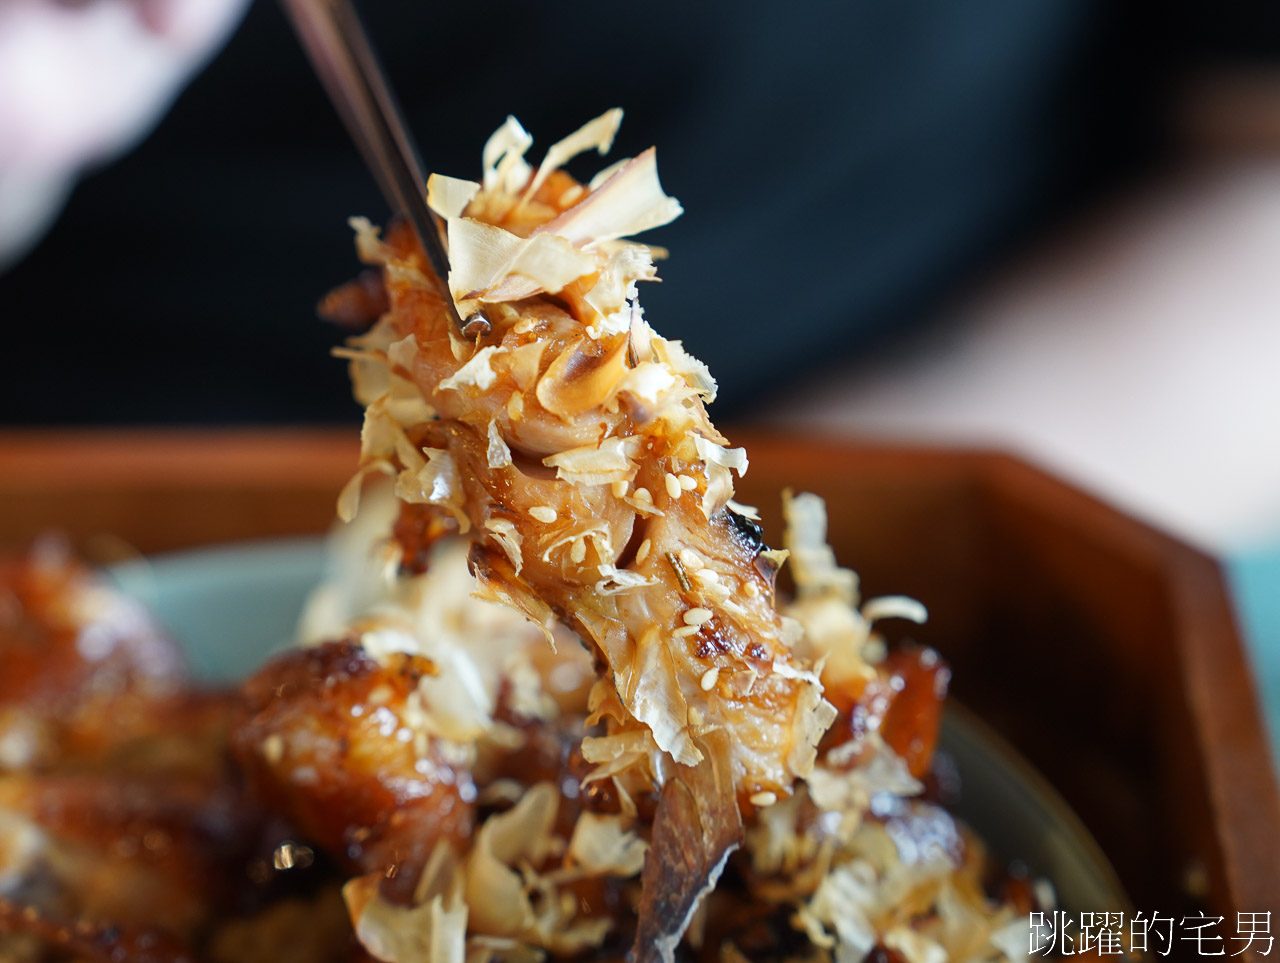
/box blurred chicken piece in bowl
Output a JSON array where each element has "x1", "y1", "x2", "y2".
[{"x1": 0, "y1": 540, "x2": 356, "y2": 963}]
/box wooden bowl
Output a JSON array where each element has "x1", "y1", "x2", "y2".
[{"x1": 0, "y1": 428, "x2": 1275, "y2": 927}]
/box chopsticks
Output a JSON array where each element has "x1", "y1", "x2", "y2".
[{"x1": 280, "y1": 0, "x2": 486, "y2": 337}]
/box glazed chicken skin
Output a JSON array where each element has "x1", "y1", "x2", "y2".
[
  {"x1": 349, "y1": 218, "x2": 833, "y2": 809},
  {"x1": 0, "y1": 546, "x2": 289, "y2": 962},
  {"x1": 338, "y1": 114, "x2": 838, "y2": 863},
  {"x1": 0, "y1": 540, "x2": 197, "y2": 773},
  {"x1": 0, "y1": 545, "x2": 237, "y2": 941},
  {"x1": 0, "y1": 768, "x2": 256, "y2": 941},
  {"x1": 0, "y1": 902, "x2": 196, "y2": 963},
  {"x1": 818, "y1": 646, "x2": 950, "y2": 783},
  {"x1": 231, "y1": 640, "x2": 476, "y2": 904},
  {"x1": 331, "y1": 111, "x2": 912, "y2": 957},
  {"x1": 333, "y1": 117, "x2": 844, "y2": 956}
]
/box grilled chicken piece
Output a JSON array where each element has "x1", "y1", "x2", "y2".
[
  {"x1": 0, "y1": 768, "x2": 256, "y2": 944},
  {"x1": 0, "y1": 901, "x2": 196, "y2": 963},
  {"x1": 0, "y1": 545, "x2": 319, "y2": 961},
  {"x1": 820, "y1": 646, "x2": 950, "y2": 782},
  {"x1": 0, "y1": 544, "x2": 237, "y2": 946},
  {"x1": 0, "y1": 542, "x2": 192, "y2": 773},
  {"x1": 341, "y1": 229, "x2": 833, "y2": 804},
  {"x1": 230, "y1": 640, "x2": 476, "y2": 904},
  {"x1": 334, "y1": 112, "x2": 836, "y2": 960}
]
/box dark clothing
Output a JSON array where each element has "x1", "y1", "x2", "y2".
[{"x1": 0, "y1": 0, "x2": 1245, "y2": 423}]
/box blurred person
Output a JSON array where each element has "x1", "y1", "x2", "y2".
[
  {"x1": 0, "y1": 0, "x2": 250, "y2": 267},
  {"x1": 0, "y1": 0, "x2": 1180, "y2": 423}
]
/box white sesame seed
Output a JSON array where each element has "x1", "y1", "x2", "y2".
[
  {"x1": 700, "y1": 667, "x2": 720, "y2": 691},
  {"x1": 742, "y1": 582, "x2": 760, "y2": 598},
  {"x1": 688, "y1": 707, "x2": 704, "y2": 726},
  {"x1": 635, "y1": 538, "x2": 651, "y2": 564},
  {"x1": 708, "y1": 582, "x2": 733, "y2": 599},
  {"x1": 683, "y1": 608, "x2": 713, "y2": 626},
  {"x1": 633, "y1": 487, "x2": 652, "y2": 503},
  {"x1": 679, "y1": 549, "x2": 704, "y2": 571},
  {"x1": 570, "y1": 538, "x2": 586, "y2": 563},
  {"x1": 679, "y1": 474, "x2": 698, "y2": 491},
  {"x1": 559, "y1": 184, "x2": 585, "y2": 207},
  {"x1": 665, "y1": 473, "x2": 681, "y2": 499},
  {"x1": 513, "y1": 318, "x2": 536, "y2": 334},
  {"x1": 262, "y1": 734, "x2": 284, "y2": 764},
  {"x1": 611, "y1": 480, "x2": 629, "y2": 498},
  {"x1": 694, "y1": 569, "x2": 720, "y2": 584},
  {"x1": 673, "y1": 625, "x2": 700, "y2": 638},
  {"x1": 750, "y1": 791, "x2": 778, "y2": 808},
  {"x1": 529, "y1": 506, "x2": 557, "y2": 523}
]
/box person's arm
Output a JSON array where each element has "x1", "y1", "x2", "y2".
[{"x1": 0, "y1": 0, "x2": 249, "y2": 268}]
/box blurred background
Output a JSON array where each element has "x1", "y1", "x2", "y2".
[{"x1": 0, "y1": 0, "x2": 1278, "y2": 750}]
